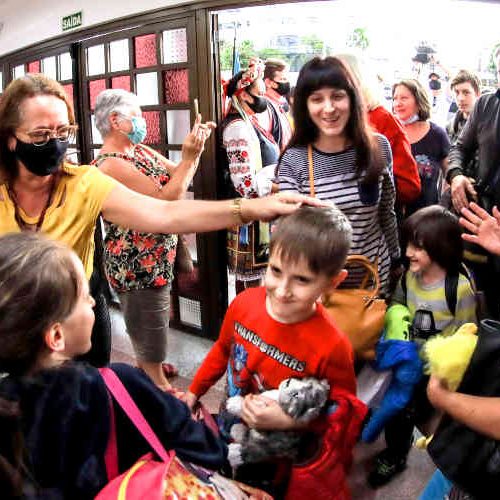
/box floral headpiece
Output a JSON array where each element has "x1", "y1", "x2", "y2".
[{"x1": 234, "y1": 57, "x2": 265, "y2": 95}]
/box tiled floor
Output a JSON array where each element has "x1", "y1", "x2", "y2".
[
  {"x1": 109, "y1": 304, "x2": 435, "y2": 499},
  {"x1": 109, "y1": 305, "x2": 225, "y2": 412}
]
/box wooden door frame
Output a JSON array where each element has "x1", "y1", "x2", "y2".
[{"x1": 0, "y1": 0, "x2": 326, "y2": 338}]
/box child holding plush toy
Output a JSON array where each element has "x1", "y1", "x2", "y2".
[
  {"x1": 368, "y1": 205, "x2": 477, "y2": 488},
  {"x1": 184, "y1": 206, "x2": 367, "y2": 498}
]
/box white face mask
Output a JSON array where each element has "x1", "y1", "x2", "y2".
[{"x1": 401, "y1": 114, "x2": 420, "y2": 125}]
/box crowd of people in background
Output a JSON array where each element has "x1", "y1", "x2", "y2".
[{"x1": 0, "y1": 45, "x2": 500, "y2": 498}]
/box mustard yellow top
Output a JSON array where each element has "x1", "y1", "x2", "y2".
[{"x1": 0, "y1": 163, "x2": 116, "y2": 279}]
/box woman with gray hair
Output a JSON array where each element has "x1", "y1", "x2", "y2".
[{"x1": 93, "y1": 88, "x2": 215, "y2": 390}]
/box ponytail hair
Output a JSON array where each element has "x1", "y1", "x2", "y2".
[{"x1": 0, "y1": 232, "x2": 81, "y2": 494}]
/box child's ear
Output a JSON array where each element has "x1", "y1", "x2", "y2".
[
  {"x1": 43, "y1": 324, "x2": 66, "y2": 353},
  {"x1": 328, "y1": 269, "x2": 348, "y2": 290}
]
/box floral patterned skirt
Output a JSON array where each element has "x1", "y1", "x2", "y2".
[{"x1": 227, "y1": 222, "x2": 269, "y2": 282}]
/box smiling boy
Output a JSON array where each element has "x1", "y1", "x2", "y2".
[
  {"x1": 187, "y1": 205, "x2": 355, "y2": 405},
  {"x1": 185, "y1": 205, "x2": 360, "y2": 495}
]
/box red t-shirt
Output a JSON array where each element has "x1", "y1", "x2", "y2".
[{"x1": 189, "y1": 287, "x2": 356, "y2": 399}]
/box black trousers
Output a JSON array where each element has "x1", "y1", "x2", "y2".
[
  {"x1": 76, "y1": 217, "x2": 111, "y2": 367},
  {"x1": 76, "y1": 268, "x2": 111, "y2": 367},
  {"x1": 384, "y1": 376, "x2": 434, "y2": 460}
]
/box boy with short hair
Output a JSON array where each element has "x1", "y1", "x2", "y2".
[
  {"x1": 447, "y1": 69, "x2": 481, "y2": 144},
  {"x1": 185, "y1": 206, "x2": 364, "y2": 496}
]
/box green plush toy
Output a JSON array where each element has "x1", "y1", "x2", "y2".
[{"x1": 384, "y1": 304, "x2": 412, "y2": 341}]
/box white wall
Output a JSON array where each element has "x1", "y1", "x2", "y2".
[{"x1": 0, "y1": 0, "x2": 196, "y2": 56}]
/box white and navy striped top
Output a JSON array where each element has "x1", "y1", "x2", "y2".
[{"x1": 278, "y1": 134, "x2": 400, "y2": 293}]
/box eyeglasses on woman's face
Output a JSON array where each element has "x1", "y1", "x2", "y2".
[{"x1": 18, "y1": 124, "x2": 78, "y2": 147}]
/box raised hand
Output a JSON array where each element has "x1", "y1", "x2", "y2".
[
  {"x1": 181, "y1": 114, "x2": 217, "y2": 163},
  {"x1": 460, "y1": 202, "x2": 500, "y2": 256}
]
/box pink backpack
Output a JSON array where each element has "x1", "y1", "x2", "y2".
[
  {"x1": 95, "y1": 367, "x2": 219, "y2": 499},
  {"x1": 95, "y1": 368, "x2": 272, "y2": 500}
]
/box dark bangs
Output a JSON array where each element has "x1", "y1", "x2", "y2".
[
  {"x1": 287, "y1": 57, "x2": 382, "y2": 184},
  {"x1": 289, "y1": 57, "x2": 356, "y2": 147},
  {"x1": 402, "y1": 205, "x2": 463, "y2": 273},
  {"x1": 298, "y1": 60, "x2": 351, "y2": 98}
]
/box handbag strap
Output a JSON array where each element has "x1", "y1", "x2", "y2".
[
  {"x1": 99, "y1": 367, "x2": 174, "y2": 465},
  {"x1": 307, "y1": 144, "x2": 315, "y2": 197},
  {"x1": 103, "y1": 389, "x2": 119, "y2": 480},
  {"x1": 308, "y1": 145, "x2": 381, "y2": 296},
  {"x1": 345, "y1": 255, "x2": 381, "y2": 296}
]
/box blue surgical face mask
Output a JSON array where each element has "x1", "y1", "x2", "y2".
[
  {"x1": 121, "y1": 115, "x2": 147, "y2": 144},
  {"x1": 401, "y1": 113, "x2": 420, "y2": 125}
]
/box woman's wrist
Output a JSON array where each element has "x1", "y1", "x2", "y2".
[
  {"x1": 177, "y1": 157, "x2": 198, "y2": 173},
  {"x1": 231, "y1": 198, "x2": 251, "y2": 225},
  {"x1": 428, "y1": 378, "x2": 452, "y2": 411}
]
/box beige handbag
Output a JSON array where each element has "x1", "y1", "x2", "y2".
[
  {"x1": 307, "y1": 145, "x2": 386, "y2": 359},
  {"x1": 322, "y1": 255, "x2": 387, "y2": 360}
]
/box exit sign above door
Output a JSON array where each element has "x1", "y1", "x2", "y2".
[{"x1": 62, "y1": 12, "x2": 83, "y2": 32}]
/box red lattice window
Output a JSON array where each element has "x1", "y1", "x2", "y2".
[
  {"x1": 143, "y1": 111, "x2": 161, "y2": 145},
  {"x1": 111, "y1": 75, "x2": 131, "y2": 92},
  {"x1": 27, "y1": 61, "x2": 40, "y2": 73},
  {"x1": 163, "y1": 69, "x2": 189, "y2": 105},
  {"x1": 134, "y1": 34, "x2": 157, "y2": 68},
  {"x1": 89, "y1": 79, "x2": 107, "y2": 110},
  {"x1": 63, "y1": 84, "x2": 74, "y2": 108}
]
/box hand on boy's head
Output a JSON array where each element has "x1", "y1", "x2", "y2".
[
  {"x1": 241, "y1": 394, "x2": 304, "y2": 431},
  {"x1": 244, "y1": 193, "x2": 331, "y2": 223},
  {"x1": 297, "y1": 195, "x2": 332, "y2": 209}
]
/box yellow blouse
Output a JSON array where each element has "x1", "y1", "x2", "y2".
[{"x1": 0, "y1": 163, "x2": 116, "y2": 279}]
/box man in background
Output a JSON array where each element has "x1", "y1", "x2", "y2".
[
  {"x1": 447, "y1": 49, "x2": 500, "y2": 318},
  {"x1": 446, "y1": 69, "x2": 481, "y2": 145},
  {"x1": 263, "y1": 58, "x2": 293, "y2": 151}
]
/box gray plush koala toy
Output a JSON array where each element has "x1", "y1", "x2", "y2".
[{"x1": 225, "y1": 377, "x2": 330, "y2": 467}]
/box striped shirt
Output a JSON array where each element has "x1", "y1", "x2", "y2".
[
  {"x1": 278, "y1": 134, "x2": 399, "y2": 293},
  {"x1": 392, "y1": 272, "x2": 477, "y2": 337}
]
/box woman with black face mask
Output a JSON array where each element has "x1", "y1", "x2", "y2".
[
  {"x1": 0, "y1": 74, "x2": 320, "y2": 367},
  {"x1": 220, "y1": 58, "x2": 280, "y2": 295}
]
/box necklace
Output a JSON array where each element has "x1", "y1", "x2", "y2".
[{"x1": 7, "y1": 174, "x2": 58, "y2": 232}]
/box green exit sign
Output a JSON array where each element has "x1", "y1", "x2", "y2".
[{"x1": 62, "y1": 12, "x2": 83, "y2": 32}]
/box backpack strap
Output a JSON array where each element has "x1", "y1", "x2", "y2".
[
  {"x1": 444, "y1": 273, "x2": 459, "y2": 316},
  {"x1": 99, "y1": 368, "x2": 174, "y2": 466},
  {"x1": 445, "y1": 264, "x2": 476, "y2": 316},
  {"x1": 401, "y1": 270, "x2": 408, "y2": 305}
]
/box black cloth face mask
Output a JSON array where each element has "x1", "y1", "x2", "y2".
[
  {"x1": 429, "y1": 79, "x2": 441, "y2": 91},
  {"x1": 274, "y1": 81, "x2": 291, "y2": 97},
  {"x1": 247, "y1": 93, "x2": 268, "y2": 114},
  {"x1": 15, "y1": 137, "x2": 68, "y2": 177}
]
